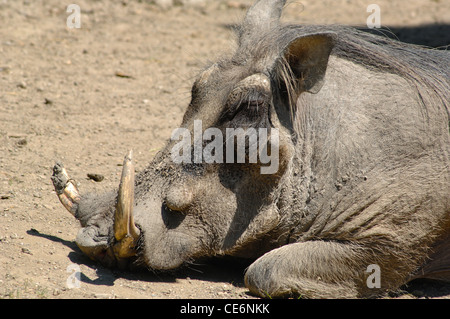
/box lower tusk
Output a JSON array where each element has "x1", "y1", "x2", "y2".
[
  {"x1": 51, "y1": 162, "x2": 81, "y2": 217},
  {"x1": 114, "y1": 150, "x2": 140, "y2": 258}
]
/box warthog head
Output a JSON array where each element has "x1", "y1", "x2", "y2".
[{"x1": 52, "y1": 0, "x2": 324, "y2": 269}]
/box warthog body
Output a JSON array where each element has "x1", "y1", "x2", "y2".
[{"x1": 52, "y1": 0, "x2": 449, "y2": 298}]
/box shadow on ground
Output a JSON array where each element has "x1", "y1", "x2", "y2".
[{"x1": 27, "y1": 228, "x2": 251, "y2": 289}]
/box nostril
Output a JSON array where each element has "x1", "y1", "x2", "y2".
[{"x1": 164, "y1": 185, "x2": 194, "y2": 212}]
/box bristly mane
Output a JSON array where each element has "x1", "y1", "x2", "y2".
[{"x1": 272, "y1": 24, "x2": 450, "y2": 125}]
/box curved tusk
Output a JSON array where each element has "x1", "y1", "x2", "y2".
[
  {"x1": 51, "y1": 162, "x2": 81, "y2": 217},
  {"x1": 114, "y1": 150, "x2": 140, "y2": 258}
]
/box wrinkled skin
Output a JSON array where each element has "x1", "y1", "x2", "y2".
[{"x1": 52, "y1": 0, "x2": 450, "y2": 298}]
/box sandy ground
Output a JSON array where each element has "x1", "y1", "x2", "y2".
[{"x1": 0, "y1": 0, "x2": 449, "y2": 299}]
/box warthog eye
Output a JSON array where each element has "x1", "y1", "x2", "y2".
[
  {"x1": 245, "y1": 98, "x2": 265, "y2": 110},
  {"x1": 222, "y1": 89, "x2": 269, "y2": 126},
  {"x1": 236, "y1": 98, "x2": 266, "y2": 120}
]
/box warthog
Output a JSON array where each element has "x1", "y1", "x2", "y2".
[{"x1": 51, "y1": 0, "x2": 449, "y2": 298}]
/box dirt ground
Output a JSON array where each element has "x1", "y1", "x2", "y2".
[{"x1": 1, "y1": 0, "x2": 449, "y2": 299}]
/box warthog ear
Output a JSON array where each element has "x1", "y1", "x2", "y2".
[{"x1": 283, "y1": 33, "x2": 335, "y2": 94}]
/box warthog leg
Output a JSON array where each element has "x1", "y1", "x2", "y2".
[{"x1": 244, "y1": 240, "x2": 408, "y2": 298}]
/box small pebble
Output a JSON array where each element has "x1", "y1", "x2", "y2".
[
  {"x1": 87, "y1": 173, "x2": 104, "y2": 182},
  {"x1": 17, "y1": 81, "x2": 27, "y2": 89},
  {"x1": 21, "y1": 247, "x2": 32, "y2": 255},
  {"x1": 17, "y1": 138, "x2": 27, "y2": 147}
]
